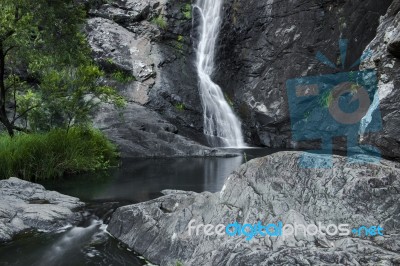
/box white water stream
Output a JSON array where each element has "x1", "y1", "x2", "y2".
[{"x1": 194, "y1": 0, "x2": 246, "y2": 147}]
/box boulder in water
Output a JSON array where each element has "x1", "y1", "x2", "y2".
[{"x1": 0, "y1": 177, "x2": 84, "y2": 242}]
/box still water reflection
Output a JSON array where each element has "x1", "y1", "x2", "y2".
[{"x1": 43, "y1": 148, "x2": 276, "y2": 203}]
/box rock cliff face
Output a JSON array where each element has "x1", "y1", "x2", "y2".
[
  {"x1": 84, "y1": 0, "x2": 213, "y2": 157},
  {"x1": 108, "y1": 151, "x2": 400, "y2": 265},
  {"x1": 84, "y1": 0, "x2": 400, "y2": 159},
  {"x1": 360, "y1": 1, "x2": 400, "y2": 160},
  {"x1": 217, "y1": 0, "x2": 393, "y2": 149}
]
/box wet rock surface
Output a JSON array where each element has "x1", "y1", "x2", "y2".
[
  {"x1": 216, "y1": 0, "x2": 393, "y2": 149},
  {"x1": 109, "y1": 151, "x2": 400, "y2": 265},
  {"x1": 360, "y1": 1, "x2": 400, "y2": 160},
  {"x1": 0, "y1": 177, "x2": 84, "y2": 242}
]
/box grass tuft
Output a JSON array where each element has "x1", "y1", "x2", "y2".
[
  {"x1": 151, "y1": 15, "x2": 167, "y2": 29},
  {"x1": 111, "y1": 70, "x2": 136, "y2": 83},
  {"x1": 181, "y1": 4, "x2": 192, "y2": 19},
  {"x1": 0, "y1": 127, "x2": 118, "y2": 181},
  {"x1": 175, "y1": 103, "x2": 185, "y2": 111}
]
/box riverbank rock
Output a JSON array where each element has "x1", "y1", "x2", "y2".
[
  {"x1": 108, "y1": 151, "x2": 400, "y2": 265},
  {"x1": 0, "y1": 177, "x2": 84, "y2": 242}
]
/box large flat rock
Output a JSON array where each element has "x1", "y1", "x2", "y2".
[
  {"x1": 0, "y1": 177, "x2": 84, "y2": 242},
  {"x1": 109, "y1": 151, "x2": 400, "y2": 265}
]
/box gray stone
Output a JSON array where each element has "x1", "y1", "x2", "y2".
[
  {"x1": 0, "y1": 177, "x2": 84, "y2": 242},
  {"x1": 109, "y1": 151, "x2": 400, "y2": 265},
  {"x1": 88, "y1": 1, "x2": 151, "y2": 25},
  {"x1": 85, "y1": 17, "x2": 155, "y2": 77}
]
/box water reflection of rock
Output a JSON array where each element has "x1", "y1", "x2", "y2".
[{"x1": 96, "y1": 155, "x2": 244, "y2": 202}]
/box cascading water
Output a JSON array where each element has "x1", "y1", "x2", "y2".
[{"x1": 194, "y1": 0, "x2": 246, "y2": 148}]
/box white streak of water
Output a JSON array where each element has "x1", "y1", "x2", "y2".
[{"x1": 194, "y1": 0, "x2": 246, "y2": 148}]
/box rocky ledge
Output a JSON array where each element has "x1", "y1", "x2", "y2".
[
  {"x1": 0, "y1": 177, "x2": 84, "y2": 242},
  {"x1": 109, "y1": 151, "x2": 400, "y2": 265}
]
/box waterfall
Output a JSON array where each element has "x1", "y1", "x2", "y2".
[{"x1": 194, "y1": 0, "x2": 246, "y2": 148}]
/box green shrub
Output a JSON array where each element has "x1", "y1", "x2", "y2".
[
  {"x1": 151, "y1": 15, "x2": 167, "y2": 29},
  {"x1": 181, "y1": 4, "x2": 192, "y2": 19},
  {"x1": 0, "y1": 127, "x2": 118, "y2": 181},
  {"x1": 175, "y1": 103, "x2": 185, "y2": 111},
  {"x1": 111, "y1": 70, "x2": 136, "y2": 83}
]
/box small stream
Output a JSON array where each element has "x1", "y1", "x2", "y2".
[{"x1": 0, "y1": 148, "x2": 278, "y2": 266}]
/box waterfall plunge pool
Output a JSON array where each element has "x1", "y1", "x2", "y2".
[{"x1": 0, "y1": 148, "x2": 280, "y2": 266}]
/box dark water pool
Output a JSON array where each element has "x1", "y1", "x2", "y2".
[
  {"x1": 0, "y1": 148, "x2": 278, "y2": 266},
  {"x1": 40, "y1": 148, "x2": 279, "y2": 203}
]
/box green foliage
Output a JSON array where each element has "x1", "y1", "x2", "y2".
[
  {"x1": 173, "y1": 35, "x2": 185, "y2": 53},
  {"x1": 111, "y1": 70, "x2": 136, "y2": 84},
  {"x1": 181, "y1": 4, "x2": 192, "y2": 19},
  {"x1": 105, "y1": 58, "x2": 115, "y2": 65},
  {"x1": 23, "y1": 64, "x2": 125, "y2": 131},
  {"x1": 103, "y1": 58, "x2": 136, "y2": 83},
  {"x1": 0, "y1": 0, "x2": 124, "y2": 135},
  {"x1": 175, "y1": 42, "x2": 184, "y2": 52},
  {"x1": 151, "y1": 15, "x2": 167, "y2": 29},
  {"x1": 0, "y1": 0, "x2": 122, "y2": 180},
  {"x1": 0, "y1": 127, "x2": 118, "y2": 181},
  {"x1": 175, "y1": 103, "x2": 185, "y2": 111},
  {"x1": 175, "y1": 261, "x2": 184, "y2": 266}
]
